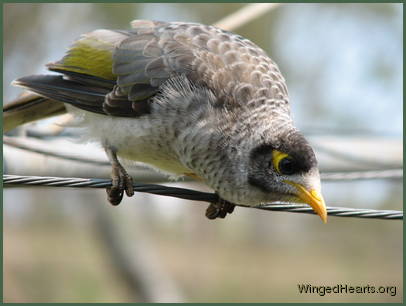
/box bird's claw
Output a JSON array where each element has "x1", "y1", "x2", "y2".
[
  {"x1": 205, "y1": 198, "x2": 235, "y2": 219},
  {"x1": 107, "y1": 165, "x2": 134, "y2": 206}
]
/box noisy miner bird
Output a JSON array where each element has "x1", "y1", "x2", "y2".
[{"x1": 4, "y1": 20, "x2": 327, "y2": 222}]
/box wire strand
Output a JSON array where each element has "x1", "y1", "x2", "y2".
[
  {"x1": 3, "y1": 175, "x2": 402, "y2": 220},
  {"x1": 321, "y1": 169, "x2": 402, "y2": 181}
]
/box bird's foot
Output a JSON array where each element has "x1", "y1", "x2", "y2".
[
  {"x1": 205, "y1": 197, "x2": 235, "y2": 219},
  {"x1": 104, "y1": 145, "x2": 134, "y2": 206},
  {"x1": 107, "y1": 163, "x2": 134, "y2": 205}
]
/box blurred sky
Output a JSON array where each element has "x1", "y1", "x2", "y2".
[{"x1": 3, "y1": 3, "x2": 403, "y2": 303}]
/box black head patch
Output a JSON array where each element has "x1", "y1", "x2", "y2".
[
  {"x1": 275, "y1": 130, "x2": 317, "y2": 172},
  {"x1": 247, "y1": 130, "x2": 317, "y2": 192}
]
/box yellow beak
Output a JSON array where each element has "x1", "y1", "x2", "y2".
[{"x1": 284, "y1": 180, "x2": 328, "y2": 223}]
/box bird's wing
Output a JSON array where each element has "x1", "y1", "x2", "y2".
[
  {"x1": 14, "y1": 20, "x2": 290, "y2": 118},
  {"x1": 111, "y1": 20, "x2": 291, "y2": 115}
]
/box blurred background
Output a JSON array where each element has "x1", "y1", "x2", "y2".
[{"x1": 3, "y1": 3, "x2": 403, "y2": 303}]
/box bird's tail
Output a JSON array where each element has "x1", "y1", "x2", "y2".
[{"x1": 3, "y1": 91, "x2": 67, "y2": 133}]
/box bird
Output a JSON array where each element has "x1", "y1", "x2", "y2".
[{"x1": 4, "y1": 19, "x2": 327, "y2": 222}]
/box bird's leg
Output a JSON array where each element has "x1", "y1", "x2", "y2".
[
  {"x1": 205, "y1": 196, "x2": 235, "y2": 219},
  {"x1": 104, "y1": 145, "x2": 134, "y2": 205}
]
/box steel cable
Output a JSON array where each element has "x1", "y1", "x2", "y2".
[{"x1": 3, "y1": 174, "x2": 402, "y2": 220}]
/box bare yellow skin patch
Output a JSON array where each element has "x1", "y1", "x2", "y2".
[{"x1": 272, "y1": 150, "x2": 290, "y2": 173}]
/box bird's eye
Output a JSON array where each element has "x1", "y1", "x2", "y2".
[
  {"x1": 272, "y1": 150, "x2": 296, "y2": 175},
  {"x1": 278, "y1": 156, "x2": 295, "y2": 175}
]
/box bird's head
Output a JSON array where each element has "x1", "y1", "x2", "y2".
[
  {"x1": 244, "y1": 128, "x2": 327, "y2": 223},
  {"x1": 209, "y1": 123, "x2": 327, "y2": 223}
]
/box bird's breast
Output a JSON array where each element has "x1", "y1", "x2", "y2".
[{"x1": 67, "y1": 105, "x2": 193, "y2": 176}]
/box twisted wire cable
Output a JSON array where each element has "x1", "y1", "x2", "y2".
[
  {"x1": 3, "y1": 175, "x2": 402, "y2": 220},
  {"x1": 320, "y1": 169, "x2": 403, "y2": 181}
]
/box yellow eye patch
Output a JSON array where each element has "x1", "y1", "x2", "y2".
[{"x1": 272, "y1": 150, "x2": 290, "y2": 174}]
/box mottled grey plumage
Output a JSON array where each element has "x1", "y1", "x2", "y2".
[{"x1": 9, "y1": 20, "x2": 327, "y2": 221}]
